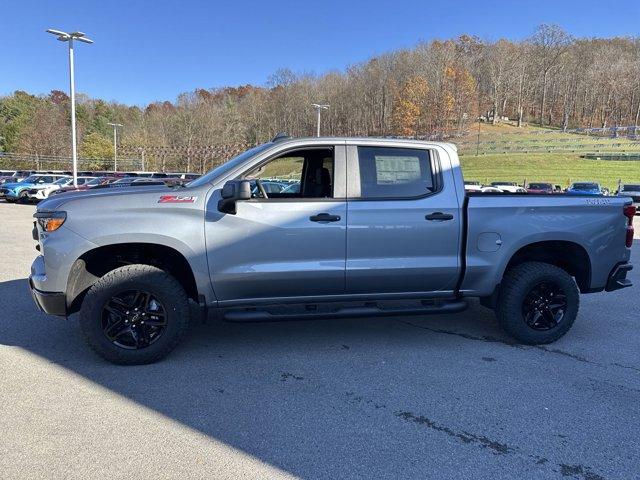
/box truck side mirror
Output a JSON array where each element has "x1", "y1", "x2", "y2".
[{"x1": 218, "y1": 180, "x2": 252, "y2": 214}]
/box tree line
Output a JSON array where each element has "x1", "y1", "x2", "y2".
[{"x1": 1, "y1": 24, "x2": 639, "y2": 172}]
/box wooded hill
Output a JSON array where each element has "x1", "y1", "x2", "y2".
[{"x1": 1, "y1": 24, "x2": 639, "y2": 173}]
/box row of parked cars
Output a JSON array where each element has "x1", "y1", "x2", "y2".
[
  {"x1": 0, "y1": 169, "x2": 201, "y2": 203},
  {"x1": 463, "y1": 180, "x2": 640, "y2": 209}
]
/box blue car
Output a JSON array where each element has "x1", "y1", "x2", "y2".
[
  {"x1": 0, "y1": 174, "x2": 67, "y2": 202},
  {"x1": 565, "y1": 182, "x2": 602, "y2": 196}
]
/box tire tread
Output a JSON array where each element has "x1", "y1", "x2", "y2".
[{"x1": 79, "y1": 264, "x2": 190, "y2": 365}]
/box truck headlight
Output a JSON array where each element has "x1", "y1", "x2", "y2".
[{"x1": 34, "y1": 211, "x2": 67, "y2": 232}]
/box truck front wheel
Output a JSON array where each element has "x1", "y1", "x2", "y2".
[
  {"x1": 496, "y1": 262, "x2": 580, "y2": 344},
  {"x1": 79, "y1": 264, "x2": 190, "y2": 365}
]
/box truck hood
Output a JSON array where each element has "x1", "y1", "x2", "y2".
[{"x1": 38, "y1": 184, "x2": 174, "y2": 211}]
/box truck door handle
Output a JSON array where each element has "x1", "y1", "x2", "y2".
[
  {"x1": 310, "y1": 213, "x2": 341, "y2": 222},
  {"x1": 425, "y1": 212, "x2": 454, "y2": 221}
]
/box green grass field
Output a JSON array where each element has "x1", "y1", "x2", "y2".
[
  {"x1": 456, "y1": 123, "x2": 640, "y2": 189},
  {"x1": 460, "y1": 153, "x2": 640, "y2": 190}
]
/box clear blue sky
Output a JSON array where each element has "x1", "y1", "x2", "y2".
[{"x1": 2, "y1": 0, "x2": 638, "y2": 106}]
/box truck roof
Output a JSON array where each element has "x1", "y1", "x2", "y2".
[{"x1": 271, "y1": 136, "x2": 459, "y2": 150}]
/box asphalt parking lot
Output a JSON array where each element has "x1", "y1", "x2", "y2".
[{"x1": 0, "y1": 202, "x2": 639, "y2": 480}]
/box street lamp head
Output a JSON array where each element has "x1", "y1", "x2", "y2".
[
  {"x1": 311, "y1": 103, "x2": 330, "y2": 110},
  {"x1": 46, "y1": 29, "x2": 69, "y2": 38},
  {"x1": 46, "y1": 29, "x2": 93, "y2": 44},
  {"x1": 107, "y1": 123, "x2": 123, "y2": 127}
]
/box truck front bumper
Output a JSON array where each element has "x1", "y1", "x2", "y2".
[
  {"x1": 29, "y1": 255, "x2": 67, "y2": 316},
  {"x1": 605, "y1": 263, "x2": 633, "y2": 292},
  {"x1": 29, "y1": 277, "x2": 67, "y2": 316}
]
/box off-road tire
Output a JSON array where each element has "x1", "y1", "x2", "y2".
[
  {"x1": 79, "y1": 264, "x2": 190, "y2": 365},
  {"x1": 496, "y1": 261, "x2": 580, "y2": 344}
]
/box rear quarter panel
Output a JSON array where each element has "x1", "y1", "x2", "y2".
[{"x1": 461, "y1": 195, "x2": 631, "y2": 296}]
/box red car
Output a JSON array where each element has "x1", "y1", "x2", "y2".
[{"x1": 526, "y1": 182, "x2": 560, "y2": 194}]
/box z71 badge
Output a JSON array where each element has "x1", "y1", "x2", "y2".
[{"x1": 158, "y1": 195, "x2": 198, "y2": 203}]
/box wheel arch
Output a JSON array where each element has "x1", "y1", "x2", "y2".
[
  {"x1": 481, "y1": 240, "x2": 592, "y2": 309},
  {"x1": 504, "y1": 240, "x2": 592, "y2": 292},
  {"x1": 66, "y1": 242, "x2": 199, "y2": 313}
]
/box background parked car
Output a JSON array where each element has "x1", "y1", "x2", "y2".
[
  {"x1": 0, "y1": 174, "x2": 67, "y2": 202},
  {"x1": 566, "y1": 182, "x2": 602, "y2": 195},
  {"x1": 479, "y1": 186, "x2": 505, "y2": 193},
  {"x1": 52, "y1": 176, "x2": 121, "y2": 195},
  {"x1": 617, "y1": 183, "x2": 640, "y2": 211},
  {"x1": 250, "y1": 180, "x2": 288, "y2": 196},
  {"x1": 526, "y1": 182, "x2": 555, "y2": 194},
  {"x1": 0, "y1": 170, "x2": 34, "y2": 185},
  {"x1": 464, "y1": 181, "x2": 483, "y2": 192},
  {"x1": 104, "y1": 177, "x2": 169, "y2": 188},
  {"x1": 27, "y1": 176, "x2": 96, "y2": 202},
  {"x1": 490, "y1": 181, "x2": 523, "y2": 193}
]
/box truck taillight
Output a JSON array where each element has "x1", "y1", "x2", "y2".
[
  {"x1": 624, "y1": 205, "x2": 635, "y2": 247},
  {"x1": 624, "y1": 205, "x2": 636, "y2": 221}
]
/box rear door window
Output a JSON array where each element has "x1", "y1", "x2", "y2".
[{"x1": 356, "y1": 147, "x2": 434, "y2": 198}]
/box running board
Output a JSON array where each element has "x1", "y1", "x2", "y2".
[{"x1": 222, "y1": 298, "x2": 468, "y2": 322}]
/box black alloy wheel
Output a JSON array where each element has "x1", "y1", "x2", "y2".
[
  {"x1": 521, "y1": 281, "x2": 568, "y2": 331},
  {"x1": 101, "y1": 289, "x2": 167, "y2": 349}
]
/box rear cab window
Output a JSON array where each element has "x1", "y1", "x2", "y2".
[{"x1": 355, "y1": 146, "x2": 435, "y2": 199}]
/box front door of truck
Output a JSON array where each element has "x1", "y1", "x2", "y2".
[
  {"x1": 205, "y1": 145, "x2": 347, "y2": 303},
  {"x1": 345, "y1": 144, "x2": 461, "y2": 295}
]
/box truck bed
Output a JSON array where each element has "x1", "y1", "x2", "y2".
[{"x1": 460, "y1": 193, "x2": 632, "y2": 297}]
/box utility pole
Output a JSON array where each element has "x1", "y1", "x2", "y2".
[
  {"x1": 476, "y1": 94, "x2": 482, "y2": 157},
  {"x1": 107, "y1": 123, "x2": 123, "y2": 171},
  {"x1": 311, "y1": 103, "x2": 329, "y2": 137},
  {"x1": 46, "y1": 29, "x2": 93, "y2": 187},
  {"x1": 139, "y1": 147, "x2": 146, "y2": 171}
]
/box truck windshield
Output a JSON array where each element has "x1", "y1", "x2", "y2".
[{"x1": 187, "y1": 143, "x2": 274, "y2": 188}]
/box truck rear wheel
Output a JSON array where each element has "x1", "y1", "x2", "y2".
[
  {"x1": 496, "y1": 261, "x2": 579, "y2": 345},
  {"x1": 79, "y1": 264, "x2": 190, "y2": 365}
]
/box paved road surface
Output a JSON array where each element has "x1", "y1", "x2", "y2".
[{"x1": 1, "y1": 202, "x2": 638, "y2": 479}]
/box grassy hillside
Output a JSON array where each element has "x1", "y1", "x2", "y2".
[
  {"x1": 460, "y1": 153, "x2": 640, "y2": 190},
  {"x1": 456, "y1": 123, "x2": 640, "y2": 190}
]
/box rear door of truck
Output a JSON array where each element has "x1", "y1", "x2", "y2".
[{"x1": 344, "y1": 141, "x2": 462, "y2": 295}]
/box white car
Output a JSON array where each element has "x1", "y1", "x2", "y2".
[
  {"x1": 464, "y1": 181, "x2": 483, "y2": 193},
  {"x1": 480, "y1": 186, "x2": 504, "y2": 193},
  {"x1": 27, "y1": 176, "x2": 95, "y2": 201},
  {"x1": 490, "y1": 181, "x2": 523, "y2": 193}
]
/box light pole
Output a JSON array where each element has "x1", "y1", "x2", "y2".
[
  {"x1": 46, "y1": 29, "x2": 93, "y2": 187},
  {"x1": 107, "y1": 122, "x2": 123, "y2": 171},
  {"x1": 311, "y1": 103, "x2": 329, "y2": 137}
]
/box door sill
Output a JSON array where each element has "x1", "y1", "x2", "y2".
[{"x1": 221, "y1": 298, "x2": 467, "y2": 322}]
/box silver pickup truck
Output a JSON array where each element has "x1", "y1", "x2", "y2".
[{"x1": 29, "y1": 136, "x2": 635, "y2": 364}]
